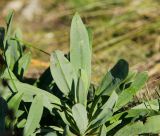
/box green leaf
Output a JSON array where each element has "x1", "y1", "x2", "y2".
[
  {"x1": 98, "y1": 125, "x2": 106, "y2": 136},
  {"x1": 17, "y1": 119, "x2": 26, "y2": 128},
  {"x1": 14, "y1": 29, "x2": 23, "y2": 55},
  {"x1": 114, "y1": 115, "x2": 160, "y2": 136},
  {"x1": 132, "y1": 99, "x2": 160, "y2": 111},
  {"x1": 24, "y1": 94, "x2": 43, "y2": 136},
  {"x1": 49, "y1": 126, "x2": 63, "y2": 133},
  {"x1": 4, "y1": 10, "x2": 14, "y2": 49},
  {"x1": 63, "y1": 125, "x2": 76, "y2": 136},
  {"x1": 1, "y1": 68, "x2": 17, "y2": 80},
  {"x1": 5, "y1": 10, "x2": 14, "y2": 28},
  {"x1": 50, "y1": 50, "x2": 77, "y2": 96},
  {"x1": 17, "y1": 110, "x2": 24, "y2": 118},
  {"x1": 72, "y1": 103, "x2": 88, "y2": 135},
  {"x1": 76, "y1": 69, "x2": 88, "y2": 106},
  {"x1": 108, "y1": 108, "x2": 157, "y2": 125},
  {"x1": 89, "y1": 60, "x2": 128, "y2": 118},
  {"x1": 114, "y1": 121, "x2": 143, "y2": 136},
  {"x1": 141, "y1": 115, "x2": 160, "y2": 133},
  {"x1": 122, "y1": 70, "x2": 137, "y2": 84},
  {"x1": 96, "y1": 59, "x2": 129, "y2": 96},
  {"x1": 89, "y1": 108, "x2": 112, "y2": 130},
  {"x1": 115, "y1": 72, "x2": 148, "y2": 111},
  {"x1": 59, "y1": 110, "x2": 79, "y2": 133},
  {"x1": 18, "y1": 51, "x2": 31, "y2": 76},
  {"x1": 106, "y1": 120, "x2": 122, "y2": 134},
  {"x1": 14, "y1": 28, "x2": 23, "y2": 42},
  {"x1": 101, "y1": 91, "x2": 118, "y2": 109},
  {"x1": 70, "y1": 13, "x2": 91, "y2": 88},
  {"x1": 45, "y1": 132, "x2": 58, "y2": 136},
  {"x1": 8, "y1": 92, "x2": 23, "y2": 116},
  {"x1": 7, "y1": 80, "x2": 61, "y2": 112},
  {"x1": 58, "y1": 111, "x2": 71, "y2": 127},
  {"x1": 5, "y1": 39, "x2": 21, "y2": 70}
]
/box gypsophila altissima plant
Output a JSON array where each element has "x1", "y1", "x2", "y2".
[{"x1": 0, "y1": 10, "x2": 160, "y2": 136}]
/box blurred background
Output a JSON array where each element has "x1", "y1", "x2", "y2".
[{"x1": 0, "y1": 0, "x2": 160, "y2": 98}]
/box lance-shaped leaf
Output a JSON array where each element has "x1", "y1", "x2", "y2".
[
  {"x1": 72, "y1": 103, "x2": 88, "y2": 135},
  {"x1": 18, "y1": 51, "x2": 31, "y2": 77},
  {"x1": 5, "y1": 39, "x2": 21, "y2": 70},
  {"x1": 45, "y1": 132, "x2": 58, "y2": 136},
  {"x1": 106, "y1": 120, "x2": 122, "y2": 134},
  {"x1": 4, "y1": 10, "x2": 14, "y2": 49},
  {"x1": 98, "y1": 125, "x2": 106, "y2": 136},
  {"x1": 89, "y1": 60, "x2": 128, "y2": 118},
  {"x1": 70, "y1": 13, "x2": 91, "y2": 88},
  {"x1": 8, "y1": 92, "x2": 23, "y2": 116},
  {"x1": 101, "y1": 91, "x2": 118, "y2": 110},
  {"x1": 24, "y1": 94, "x2": 43, "y2": 136},
  {"x1": 96, "y1": 59, "x2": 129, "y2": 96},
  {"x1": 114, "y1": 115, "x2": 160, "y2": 136},
  {"x1": 132, "y1": 99, "x2": 160, "y2": 111},
  {"x1": 63, "y1": 125, "x2": 76, "y2": 136},
  {"x1": 88, "y1": 108, "x2": 112, "y2": 130},
  {"x1": 17, "y1": 119, "x2": 26, "y2": 128},
  {"x1": 50, "y1": 50, "x2": 77, "y2": 96},
  {"x1": 1, "y1": 68, "x2": 17, "y2": 80},
  {"x1": 108, "y1": 108, "x2": 158, "y2": 125},
  {"x1": 115, "y1": 72, "x2": 148, "y2": 111},
  {"x1": 76, "y1": 69, "x2": 88, "y2": 106},
  {"x1": 7, "y1": 80, "x2": 61, "y2": 112}
]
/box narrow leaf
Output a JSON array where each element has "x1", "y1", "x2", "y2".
[
  {"x1": 24, "y1": 94, "x2": 43, "y2": 136},
  {"x1": 7, "y1": 80, "x2": 61, "y2": 112},
  {"x1": 72, "y1": 103, "x2": 88, "y2": 135},
  {"x1": 70, "y1": 13, "x2": 91, "y2": 87},
  {"x1": 5, "y1": 39, "x2": 21, "y2": 70},
  {"x1": 76, "y1": 70, "x2": 88, "y2": 106},
  {"x1": 50, "y1": 50, "x2": 77, "y2": 96},
  {"x1": 101, "y1": 91, "x2": 118, "y2": 109},
  {"x1": 115, "y1": 72, "x2": 148, "y2": 111},
  {"x1": 4, "y1": 10, "x2": 14, "y2": 48},
  {"x1": 17, "y1": 119, "x2": 26, "y2": 128},
  {"x1": 18, "y1": 51, "x2": 31, "y2": 76},
  {"x1": 89, "y1": 108, "x2": 112, "y2": 130},
  {"x1": 96, "y1": 59, "x2": 129, "y2": 96},
  {"x1": 63, "y1": 125, "x2": 76, "y2": 136},
  {"x1": 114, "y1": 115, "x2": 160, "y2": 136},
  {"x1": 45, "y1": 132, "x2": 58, "y2": 136},
  {"x1": 8, "y1": 92, "x2": 23, "y2": 116},
  {"x1": 98, "y1": 125, "x2": 106, "y2": 136}
]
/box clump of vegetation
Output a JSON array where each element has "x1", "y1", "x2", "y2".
[{"x1": 0, "y1": 10, "x2": 160, "y2": 136}]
